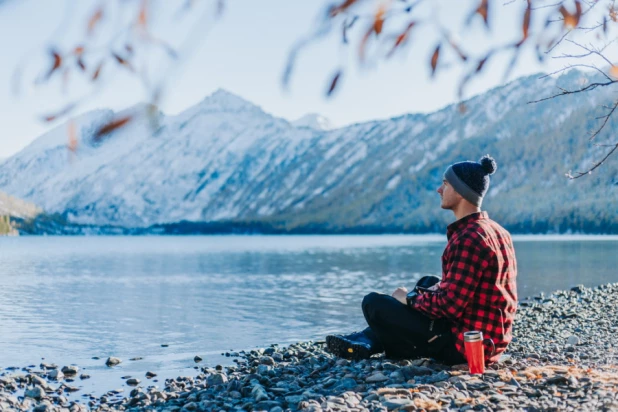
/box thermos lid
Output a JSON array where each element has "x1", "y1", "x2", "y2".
[{"x1": 463, "y1": 331, "x2": 483, "y2": 342}]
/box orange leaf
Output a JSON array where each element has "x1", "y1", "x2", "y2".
[
  {"x1": 74, "y1": 46, "x2": 85, "y2": 56},
  {"x1": 522, "y1": 1, "x2": 531, "y2": 41},
  {"x1": 609, "y1": 65, "x2": 618, "y2": 79},
  {"x1": 138, "y1": 0, "x2": 148, "y2": 28},
  {"x1": 387, "y1": 22, "x2": 415, "y2": 57},
  {"x1": 92, "y1": 62, "x2": 104, "y2": 81},
  {"x1": 359, "y1": 26, "x2": 373, "y2": 62},
  {"x1": 45, "y1": 49, "x2": 62, "y2": 80},
  {"x1": 112, "y1": 53, "x2": 134, "y2": 72},
  {"x1": 93, "y1": 116, "x2": 132, "y2": 141},
  {"x1": 559, "y1": 1, "x2": 581, "y2": 29},
  {"x1": 326, "y1": 71, "x2": 342, "y2": 97},
  {"x1": 88, "y1": 8, "x2": 103, "y2": 35},
  {"x1": 41, "y1": 102, "x2": 77, "y2": 122},
  {"x1": 373, "y1": 4, "x2": 387, "y2": 35},
  {"x1": 330, "y1": 0, "x2": 359, "y2": 17},
  {"x1": 477, "y1": 0, "x2": 489, "y2": 27},
  {"x1": 430, "y1": 45, "x2": 440, "y2": 76},
  {"x1": 67, "y1": 120, "x2": 78, "y2": 153}
]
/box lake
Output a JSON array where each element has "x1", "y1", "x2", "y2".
[{"x1": 1, "y1": 235, "x2": 617, "y2": 394}]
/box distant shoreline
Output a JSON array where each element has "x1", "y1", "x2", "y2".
[{"x1": 9, "y1": 215, "x2": 618, "y2": 237}]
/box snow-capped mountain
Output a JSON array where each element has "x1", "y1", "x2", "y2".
[
  {"x1": 1, "y1": 72, "x2": 617, "y2": 233},
  {"x1": 292, "y1": 113, "x2": 334, "y2": 131}
]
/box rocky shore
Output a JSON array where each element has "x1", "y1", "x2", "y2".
[{"x1": 2, "y1": 283, "x2": 618, "y2": 411}]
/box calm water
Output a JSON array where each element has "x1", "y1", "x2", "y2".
[{"x1": 1, "y1": 235, "x2": 617, "y2": 394}]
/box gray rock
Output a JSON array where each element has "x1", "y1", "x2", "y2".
[
  {"x1": 252, "y1": 383, "x2": 269, "y2": 402},
  {"x1": 401, "y1": 365, "x2": 435, "y2": 379},
  {"x1": 259, "y1": 356, "x2": 275, "y2": 365},
  {"x1": 365, "y1": 372, "x2": 389, "y2": 383},
  {"x1": 206, "y1": 373, "x2": 228, "y2": 386},
  {"x1": 193, "y1": 355, "x2": 203, "y2": 363},
  {"x1": 383, "y1": 398, "x2": 414, "y2": 410},
  {"x1": 567, "y1": 335, "x2": 580, "y2": 345},
  {"x1": 335, "y1": 378, "x2": 358, "y2": 390},
  {"x1": 106, "y1": 357, "x2": 122, "y2": 366},
  {"x1": 424, "y1": 370, "x2": 450, "y2": 384},
  {"x1": 61, "y1": 366, "x2": 79, "y2": 375},
  {"x1": 80, "y1": 374, "x2": 90, "y2": 380},
  {"x1": 126, "y1": 378, "x2": 141, "y2": 385},
  {"x1": 25, "y1": 386, "x2": 45, "y2": 399},
  {"x1": 48, "y1": 369, "x2": 64, "y2": 380},
  {"x1": 146, "y1": 371, "x2": 157, "y2": 378}
]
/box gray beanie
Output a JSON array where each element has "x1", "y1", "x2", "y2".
[{"x1": 443, "y1": 155, "x2": 497, "y2": 207}]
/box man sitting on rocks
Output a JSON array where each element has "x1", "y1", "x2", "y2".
[{"x1": 326, "y1": 155, "x2": 517, "y2": 365}]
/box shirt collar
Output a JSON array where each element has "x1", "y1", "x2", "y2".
[{"x1": 447, "y1": 211, "x2": 488, "y2": 238}]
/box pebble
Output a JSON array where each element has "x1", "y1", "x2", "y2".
[{"x1": 105, "y1": 357, "x2": 122, "y2": 367}]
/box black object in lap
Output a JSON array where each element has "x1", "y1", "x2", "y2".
[{"x1": 361, "y1": 275, "x2": 465, "y2": 365}]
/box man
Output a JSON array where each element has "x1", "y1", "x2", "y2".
[{"x1": 326, "y1": 155, "x2": 517, "y2": 365}]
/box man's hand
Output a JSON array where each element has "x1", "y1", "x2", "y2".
[{"x1": 392, "y1": 287, "x2": 408, "y2": 305}]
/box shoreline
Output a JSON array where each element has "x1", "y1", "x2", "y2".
[{"x1": 2, "y1": 283, "x2": 618, "y2": 411}]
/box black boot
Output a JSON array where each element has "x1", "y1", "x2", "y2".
[{"x1": 325, "y1": 328, "x2": 383, "y2": 360}]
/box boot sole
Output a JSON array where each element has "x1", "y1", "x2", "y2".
[{"x1": 325, "y1": 335, "x2": 372, "y2": 360}]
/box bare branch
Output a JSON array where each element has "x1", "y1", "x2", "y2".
[{"x1": 568, "y1": 143, "x2": 618, "y2": 179}]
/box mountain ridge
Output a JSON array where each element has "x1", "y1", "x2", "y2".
[{"x1": 1, "y1": 70, "x2": 617, "y2": 234}]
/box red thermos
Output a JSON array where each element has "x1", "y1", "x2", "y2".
[{"x1": 463, "y1": 331, "x2": 495, "y2": 374}]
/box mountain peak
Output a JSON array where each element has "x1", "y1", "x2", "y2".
[
  {"x1": 292, "y1": 113, "x2": 334, "y2": 131},
  {"x1": 200, "y1": 88, "x2": 259, "y2": 111}
]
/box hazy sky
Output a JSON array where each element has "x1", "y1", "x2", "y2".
[{"x1": 0, "y1": 0, "x2": 601, "y2": 157}]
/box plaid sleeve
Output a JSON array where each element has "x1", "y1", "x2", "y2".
[{"x1": 413, "y1": 233, "x2": 491, "y2": 320}]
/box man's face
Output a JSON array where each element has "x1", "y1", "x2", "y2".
[{"x1": 437, "y1": 179, "x2": 462, "y2": 210}]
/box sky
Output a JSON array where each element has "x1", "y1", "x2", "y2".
[{"x1": 0, "y1": 0, "x2": 606, "y2": 158}]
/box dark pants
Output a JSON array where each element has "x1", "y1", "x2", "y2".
[{"x1": 361, "y1": 276, "x2": 465, "y2": 365}]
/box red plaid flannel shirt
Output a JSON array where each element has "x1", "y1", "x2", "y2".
[{"x1": 412, "y1": 212, "x2": 517, "y2": 363}]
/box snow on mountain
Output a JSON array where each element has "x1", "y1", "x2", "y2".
[
  {"x1": 292, "y1": 113, "x2": 334, "y2": 131},
  {"x1": 0, "y1": 72, "x2": 616, "y2": 232}
]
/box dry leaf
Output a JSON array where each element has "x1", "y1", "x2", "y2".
[
  {"x1": 326, "y1": 71, "x2": 342, "y2": 96},
  {"x1": 77, "y1": 58, "x2": 86, "y2": 71},
  {"x1": 67, "y1": 120, "x2": 78, "y2": 153},
  {"x1": 112, "y1": 53, "x2": 134, "y2": 72},
  {"x1": 74, "y1": 46, "x2": 85, "y2": 56},
  {"x1": 522, "y1": 1, "x2": 531, "y2": 42},
  {"x1": 559, "y1": 1, "x2": 581, "y2": 29},
  {"x1": 41, "y1": 102, "x2": 77, "y2": 122},
  {"x1": 359, "y1": 26, "x2": 374, "y2": 62},
  {"x1": 92, "y1": 62, "x2": 104, "y2": 81},
  {"x1": 373, "y1": 4, "x2": 387, "y2": 35},
  {"x1": 609, "y1": 66, "x2": 618, "y2": 79},
  {"x1": 430, "y1": 44, "x2": 440, "y2": 76},
  {"x1": 138, "y1": 0, "x2": 148, "y2": 28},
  {"x1": 46, "y1": 49, "x2": 62, "y2": 80},
  {"x1": 477, "y1": 0, "x2": 489, "y2": 27},
  {"x1": 93, "y1": 116, "x2": 133, "y2": 141},
  {"x1": 330, "y1": 0, "x2": 359, "y2": 17},
  {"x1": 476, "y1": 53, "x2": 490, "y2": 72},
  {"x1": 88, "y1": 8, "x2": 104, "y2": 35},
  {"x1": 387, "y1": 21, "x2": 415, "y2": 57}
]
